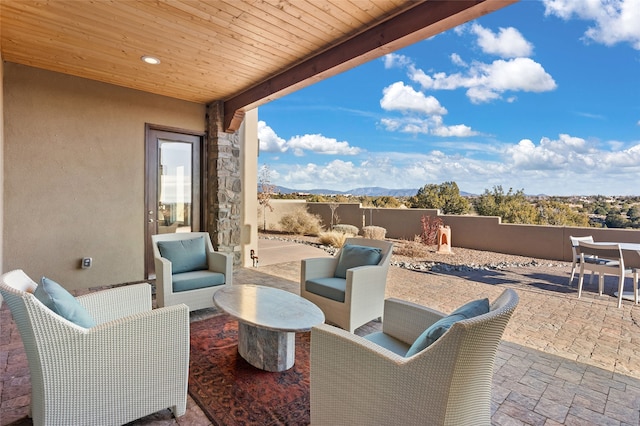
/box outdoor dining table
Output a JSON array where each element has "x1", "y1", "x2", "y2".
[{"x1": 593, "y1": 241, "x2": 640, "y2": 302}]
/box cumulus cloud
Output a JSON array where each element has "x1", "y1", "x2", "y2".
[
  {"x1": 258, "y1": 120, "x2": 361, "y2": 157},
  {"x1": 266, "y1": 133, "x2": 640, "y2": 195},
  {"x1": 409, "y1": 57, "x2": 557, "y2": 103},
  {"x1": 258, "y1": 121, "x2": 287, "y2": 153},
  {"x1": 543, "y1": 0, "x2": 640, "y2": 49},
  {"x1": 471, "y1": 23, "x2": 534, "y2": 57},
  {"x1": 380, "y1": 81, "x2": 447, "y2": 115},
  {"x1": 288, "y1": 134, "x2": 361, "y2": 157}
]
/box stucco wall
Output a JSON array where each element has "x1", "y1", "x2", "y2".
[
  {"x1": 240, "y1": 108, "x2": 258, "y2": 267},
  {"x1": 3, "y1": 63, "x2": 206, "y2": 289},
  {"x1": 278, "y1": 200, "x2": 640, "y2": 267}
]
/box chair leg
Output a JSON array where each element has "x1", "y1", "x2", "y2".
[
  {"x1": 569, "y1": 262, "x2": 577, "y2": 285},
  {"x1": 617, "y1": 276, "x2": 624, "y2": 309},
  {"x1": 577, "y1": 267, "x2": 585, "y2": 299},
  {"x1": 598, "y1": 274, "x2": 605, "y2": 296},
  {"x1": 634, "y1": 271, "x2": 639, "y2": 305}
]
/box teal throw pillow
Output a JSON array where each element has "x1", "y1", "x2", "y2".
[
  {"x1": 157, "y1": 236, "x2": 208, "y2": 274},
  {"x1": 405, "y1": 298, "x2": 490, "y2": 357},
  {"x1": 34, "y1": 277, "x2": 96, "y2": 328},
  {"x1": 334, "y1": 244, "x2": 382, "y2": 279}
]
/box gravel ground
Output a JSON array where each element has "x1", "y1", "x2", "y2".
[{"x1": 259, "y1": 233, "x2": 570, "y2": 272}]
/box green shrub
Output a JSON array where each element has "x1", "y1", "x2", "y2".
[
  {"x1": 362, "y1": 225, "x2": 386, "y2": 240},
  {"x1": 318, "y1": 231, "x2": 347, "y2": 248},
  {"x1": 332, "y1": 224, "x2": 359, "y2": 236},
  {"x1": 278, "y1": 208, "x2": 323, "y2": 236}
]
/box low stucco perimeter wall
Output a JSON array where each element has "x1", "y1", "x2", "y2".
[{"x1": 269, "y1": 200, "x2": 640, "y2": 267}]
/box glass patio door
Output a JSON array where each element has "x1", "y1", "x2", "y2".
[{"x1": 145, "y1": 126, "x2": 203, "y2": 278}]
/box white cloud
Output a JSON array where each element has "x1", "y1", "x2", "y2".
[
  {"x1": 288, "y1": 134, "x2": 361, "y2": 157},
  {"x1": 408, "y1": 58, "x2": 556, "y2": 103},
  {"x1": 259, "y1": 121, "x2": 361, "y2": 157},
  {"x1": 383, "y1": 53, "x2": 413, "y2": 69},
  {"x1": 380, "y1": 81, "x2": 447, "y2": 115},
  {"x1": 258, "y1": 121, "x2": 287, "y2": 153},
  {"x1": 471, "y1": 24, "x2": 534, "y2": 58},
  {"x1": 267, "y1": 134, "x2": 640, "y2": 195},
  {"x1": 543, "y1": 0, "x2": 640, "y2": 49},
  {"x1": 450, "y1": 53, "x2": 467, "y2": 67}
]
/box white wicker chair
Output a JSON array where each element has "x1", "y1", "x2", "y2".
[
  {"x1": 311, "y1": 289, "x2": 519, "y2": 426},
  {"x1": 0, "y1": 269, "x2": 189, "y2": 426},
  {"x1": 300, "y1": 238, "x2": 393, "y2": 333},
  {"x1": 152, "y1": 231, "x2": 233, "y2": 311}
]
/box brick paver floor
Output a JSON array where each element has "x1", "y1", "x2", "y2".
[{"x1": 1, "y1": 244, "x2": 639, "y2": 425}]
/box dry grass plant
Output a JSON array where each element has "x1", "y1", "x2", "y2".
[
  {"x1": 394, "y1": 237, "x2": 432, "y2": 258},
  {"x1": 362, "y1": 225, "x2": 386, "y2": 240},
  {"x1": 318, "y1": 231, "x2": 347, "y2": 248},
  {"x1": 278, "y1": 208, "x2": 323, "y2": 236}
]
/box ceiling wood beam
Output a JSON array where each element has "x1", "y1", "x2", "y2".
[{"x1": 223, "y1": 0, "x2": 517, "y2": 131}]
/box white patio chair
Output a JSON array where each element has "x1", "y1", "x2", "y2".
[
  {"x1": 577, "y1": 241, "x2": 639, "y2": 308},
  {"x1": 301, "y1": 238, "x2": 393, "y2": 333},
  {"x1": 569, "y1": 235, "x2": 596, "y2": 285},
  {"x1": 0, "y1": 269, "x2": 189, "y2": 426},
  {"x1": 311, "y1": 289, "x2": 519, "y2": 426},
  {"x1": 152, "y1": 231, "x2": 233, "y2": 311}
]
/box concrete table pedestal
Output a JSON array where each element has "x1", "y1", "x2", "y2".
[
  {"x1": 214, "y1": 284, "x2": 325, "y2": 372},
  {"x1": 238, "y1": 322, "x2": 295, "y2": 372}
]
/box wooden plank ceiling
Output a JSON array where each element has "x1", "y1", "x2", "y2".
[{"x1": 0, "y1": 0, "x2": 516, "y2": 131}]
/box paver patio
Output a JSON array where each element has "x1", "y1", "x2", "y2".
[{"x1": 1, "y1": 240, "x2": 639, "y2": 425}]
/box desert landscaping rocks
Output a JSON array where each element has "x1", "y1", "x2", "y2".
[{"x1": 259, "y1": 234, "x2": 569, "y2": 272}]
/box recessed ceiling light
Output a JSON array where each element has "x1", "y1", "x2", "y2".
[{"x1": 141, "y1": 55, "x2": 161, "y2": 65}]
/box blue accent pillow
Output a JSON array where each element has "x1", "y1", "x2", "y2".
[
  {"x1": 157, "y1": 236, "x2": 208, "y2": 274},
  {"x1": 334, "y1": 244, "x2": 382, "y2": 279},
  {"x1": 34, "y1": 277, "x2": 96, "y2": 328},
  {"x1": 405, "y1": 298, "x2": 490, "y2": 357}
]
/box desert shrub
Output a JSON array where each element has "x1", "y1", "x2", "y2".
[
  {"x1": 332, "y1": 224, "x2": 359, "y2": 236},
  {"x1": 318, "y1": 231, "x2": 347, "y2": 248},
  {"x1": 278, "y1": 208, "x2": 323, "y2": 236},
  {"x1": 394, "y1": 237, "x2": 430, "y2": 258},
  {"x1": 362, "y1": 225, "x2": 386, "y2": 240},
  {"x1": 419, "y1": 215, "x2": 443, "y2": 245}
]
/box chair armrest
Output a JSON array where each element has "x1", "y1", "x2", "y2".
[
  {"x1": 208, "y1": 251, "x2": 233, "y2": 285},
  {"x1": 76, "y1": 283, "x2": 153, "y2": 325},
  {"x1": 381, "y1": 298, "x2": 446, "y2": 344},
  {"x1": 301, "y1": 257, "x2": 339, "y2": 281}
]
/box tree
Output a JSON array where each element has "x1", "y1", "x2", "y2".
[
  {"x1": 473, "y1": 186, "x2": 537, "y2": 224},
  {"x1": 410, "y1": 181, "x2": 470, "y2": 214},
  {"x1": 257, "y1": 165, "x2": 276, "y2": 230},
  {"x1": 536, "y1": 200, "x2": 589, "y2": 226}
]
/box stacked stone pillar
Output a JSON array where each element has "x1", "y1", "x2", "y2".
[{"x1": 206, "y1": 101, "x2": 241, "y2": 264}]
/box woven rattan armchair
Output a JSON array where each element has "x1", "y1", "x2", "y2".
[
  {"x1": 301, "y1": 238, "x2": 393, "y2": 333},
  {"x1": 310, "y1": 289, "x2": 519, "y2": 426},
  {"x1": 0, "y1": 269, "x2": 189, "y2": 426}
]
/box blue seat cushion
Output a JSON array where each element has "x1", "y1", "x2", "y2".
[
  {"x1": 405, "y1": 298, "x2": 490, "y2": 357},
  {"x1": 172, "y1": 270, "x2": 226, "y2": 292},
  {"x1": 34, "y1": 277, "x2": 96, "y2": 328},
  {"x1": 334, "y1": 244, "x2": 382, "y2": 279},
  {"x1": 157, "y1": 236, "x2": 208, "y2": 274},
  {"x1": 305, "y1": 277, "x2": 346, "y2": 302},
  {"x1": 364, "y1": 331, "x2": 411, "y2": 356}
]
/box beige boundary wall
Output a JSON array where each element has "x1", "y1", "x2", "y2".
[{"x1": 268, "y1": 200, "x2": 640, "y2": 267}]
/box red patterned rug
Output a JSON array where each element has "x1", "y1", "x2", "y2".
[{"x1": 189, "y1": 314, "x2": 311, "y2": 425}]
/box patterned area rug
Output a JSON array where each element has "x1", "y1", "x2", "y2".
[{"x1": 189, "y1": 314, "x2": 311, "y2": 425}]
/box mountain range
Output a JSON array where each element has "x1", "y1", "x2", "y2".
[{"x1": 271, "y1": 186, "x2": 477, "y2": 197}]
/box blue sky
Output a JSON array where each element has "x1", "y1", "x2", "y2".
[{"x1": 257, "y1": 0, "x2": 640, "y2": 196}]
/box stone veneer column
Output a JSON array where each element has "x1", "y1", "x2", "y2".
[{"x1": 206, "y1": 101, "x2": 242, "y2": 264}]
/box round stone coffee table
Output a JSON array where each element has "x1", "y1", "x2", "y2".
[{"x1": 213, "y1": 284, "x2": 325, "y2": 372}]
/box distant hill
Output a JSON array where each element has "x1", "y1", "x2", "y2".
[{"x1": 271, "y1": 186, "x2": 417, "y2": 197}]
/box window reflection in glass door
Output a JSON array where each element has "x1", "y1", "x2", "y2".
[{"x1": 158, "y1": 141, "x2": 193, "y2": 233}]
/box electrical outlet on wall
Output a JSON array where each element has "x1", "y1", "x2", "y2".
[{"x1": 81, "y1": 257, "x2": 92, "y2": 269}]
